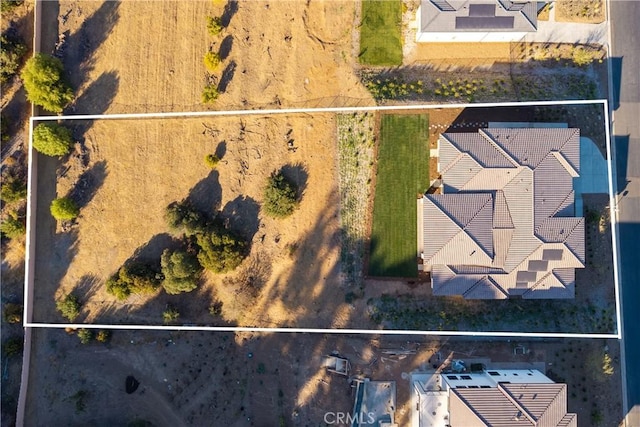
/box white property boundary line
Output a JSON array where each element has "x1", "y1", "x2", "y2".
[{"x1": 23, "y1": 99, "x2": 621, "y2": 340}]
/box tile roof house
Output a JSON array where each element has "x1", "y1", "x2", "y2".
[
  {"x1": 418, "y1": 128, "x2": 585, "y2": 299},
  {"x1": 416, "y1": 0, "x2": 539, "y2": 42},
  {"x1": 412, "y1": 369, "x2": 577, "y2": 426}
]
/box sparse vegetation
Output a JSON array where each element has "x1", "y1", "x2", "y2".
[
  {"x1": 263, "y1": 171, "x2": 299, "y2": 219},
  {"x1": 56, "y1": 293, "x2": 81, "y2": 321},
  {"x1": 201, "y1": 84, "x2": 219, "y2": 103},
  {"x1": 206, "y1": 16, "x2": 223, "y2": 36},
  {"x1": 208, "y1": 300, "x2": 223, "y2": 317},
  {"x1": 50, "y1": 197, "x2": 79, "y2": 221},
  {"x1": 204, "y1": 153, "x2": 220, "y2": 169},
  {"x1": 32, "y1": 122, "x2": 73, "y2": 156},
  {"x1": 160, "y1": 248, "x2": 202, "y2": 294},
  {"x1": 162, "y1": 306, "x2": 180, "y2": 324},
  {"x1": 77, "y1": 328, "x2": 92, "y2": 344},
  {"x1": 95, "y1": 330, "x2": 111, "y2": 343},
  {"x1": 602, "y1": 353, "x2": 614, "y2": 376},
  {"x1": 21, "y1": 53, "x2": 74, "y2": 113},
  {"x1": 204, "y1": 51, "x2": 221, "y2": 71}
]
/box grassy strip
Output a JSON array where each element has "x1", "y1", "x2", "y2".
[
  {"x1": 359, "y1": 0, "x2": 403, "y2": 66},
  {"x1": 368, "y1": 114, "x2": 429, "y2": 277},
  {"x1": 337, "y1": 113, "x2": 376, "y2": 289}
]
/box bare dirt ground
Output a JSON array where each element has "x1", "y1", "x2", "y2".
[
  {"x1": 31, "y1": 114, "x2": 362, "y2": 330},
  {"x1": 53, "y1": 0, "x2": 371, "y2": 114},
  {"x1": 24, "y1": 328, "x2": 623, "y2": 426}
]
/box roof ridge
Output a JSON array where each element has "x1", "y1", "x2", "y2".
[
  {"x1": 497, "y1": 383, "x2": 538, "y2": 424},
  {"x1": 478, "y1": 129, "x2": 520, "y2": 167}
]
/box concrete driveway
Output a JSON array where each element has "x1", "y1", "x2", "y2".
[{"x1": 523, "y1": 5, "x2": 608, "y2": 45}]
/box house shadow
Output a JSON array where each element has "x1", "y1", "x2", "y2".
[
  {"x1": 62, "y1": 0, "x2": 121, "y2": 90},
  {"x1": 279, "y1": 163, "x2": 308, "y2": 201},
  {"x1": 66, "y1": 160, "x2": 108, "y2": 211},
  {"x1": 609, "y1": 56, "x2": 623, "y2": 111},
  {"x1": 614, "y1": 134, "x2": 631, "y2": 194}
]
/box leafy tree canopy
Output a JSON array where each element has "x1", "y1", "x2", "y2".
[
  {"x1": 263, "y1": 171, "x2": 299, "y2": 219},
  {"x1": 21, "y1": 53, "x2": 74, "y2": 113},
  {"x1": 33, "y1": 122, "x2": 73, "y2": 156},
  {"x1": 161, "y1": 248, "x2": 202, "y2": 294},
  {"x1": 196, "y1": 227, "x2": 247, "y2": 273},
  {"x1": 165, "y1": 200, "x2": 206, "y2": 235},
  {"x1": 50, "y1": 197, "x2": 79, "y2": 221},
  {"x1": 56, "y1": 293, "x2": 81, "y2": 321}
]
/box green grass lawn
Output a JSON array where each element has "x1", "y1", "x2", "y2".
[
  {"x1": 369, "y1": 114, "x2": 429, "y2": 277},
  {"x1": 359, "y1": 0, "x2": 403, "y2": 66}
]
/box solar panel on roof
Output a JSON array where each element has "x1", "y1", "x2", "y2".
[
  {"x1": 468, "y1": 4, "x2": 496, "y2": 17},
  {"x1": 455, "y1": 16, "x2": 515, "y2": 30},
  {"x1": 542, "y1": 249, "x2": 564, "y2": 261}
]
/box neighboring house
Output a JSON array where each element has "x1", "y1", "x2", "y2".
[
  {"x1": 416, "y1": 0, "x2": 540, "y2": 42},
  {"x1": 412, "y1": 368, "x2": 577, "y2": 426},
  {"x1": 418, "y1": 128, "x2": 585, "y2": 299}
]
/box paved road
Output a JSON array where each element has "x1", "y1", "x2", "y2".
[{"x1": 609, "y1": 1, "x2": 640, "y2": 426}]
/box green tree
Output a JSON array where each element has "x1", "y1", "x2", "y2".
[
  {"x1": 202, "y1": 84, "x2": 219, "y2": 103},
  {"x1": 106, "y1": 261, "x2": 162, "y2": 300},
  {"x1": 77, "y1": 328, "x2": 92, "y2": 344},
  {"x1": 204, "y1": 51, "x2": 221, "y2": 71},
  {"x1": 32, "y1": 122, "x2": 73, "y2": 156},
  {"x1": 50, "y1": 197, "x2": 79, "y2": 221},
  {"x1": 0, "y1": 0, "x2": 23, "y2": 13},
  {"x1": 162, "y1": 307, "x2": 180, "y2": 324},
  {"x1": 1, "y1": 171, "x2": 27, "y2": 202},
  {"x1": 165, "y1": 200, "x2": 205, "y2": 235},
  {"x1": 2, "y1": 303, "x2": 22, "y2": 324},
  {"x1": 56, "y1": 293, "x2": 81, "y2": 321},
  {"x1": 0, "y1": 31, "x2": 27, "y2": 82},
  {"x1": 95, "y1": 330, "x2": 111, "y2": 343},
  {"x1": 263, "y1": 171, "x2": 299, "y2": 218},
  {"x1": 161, "y1": 248, "x2": 202, "y2": 294},
  {"x1": 21, "y1": 53, "x2": 74, "y2": 113},
  {"x1": 2, "y1": 337, "x2": 22, "y2": 357},
  {"x1": 206, "y1": 16, "x2": 223, "y2": 36},
  {"x1": 204, "y1": 154, "x2": 220, "y2": 169},
  {"x1": 196, "y1": 227, "x2": 247, "y2": 273},
  {"x1": 0, "y1": 212, "x2": 25, "y2": 239}
]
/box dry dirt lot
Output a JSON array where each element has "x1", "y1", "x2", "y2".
[
  {"x1": 24, "y1": 328, "x2": 623, "y2": 426},
  {"x1": 53, "y1": 0, "x2": 371, "y2": 114},
  {"x1": 32, "y1": 114, "x2": 368, "y2": 330}
]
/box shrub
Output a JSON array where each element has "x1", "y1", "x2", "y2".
[
  {"x1": 161, "y1": 248, "x2": 202, "y2": 294},
  {"x1": 202, "y1": 84, "x2": 219, "y2": 104},
  {"x1": 0, "y1": 31, "x2": 27, "y2": 82},
  {"x1": 162, "y1": 307, "x2": 180, "y2": 324},
  {"x1": 95, "y1": 330, "x2": 111, "y2": 343},
  {"x1": 0, "y1": 0, "x2": 23, "y2": 13},
  {"x1": 77, "y1": 328, "x2": 92, "y2": 344},
  {"x1": 56, "y1": 293, "x2": 81, "y2": 321},
  {"x1": 50, "y1": 197, "x2": 79, "y2": 221},
  {"x1": 2, "y1": 303, "x2": 22, "y2": 323},
  {"x1": 204, "y1": 51, "x2": 221, "y2": 71},
  {"x1": 196, "y1": 227, "x2": 248, "y2": 273},
  {"x1": 0, "y1": 212, "x2": 25, "y2": 239},
  {"x1": 572, "y1": 47, "x2": 596, "y2": 67},
  {"x1": 263, "y1": 171, "x2": 299, "y2": 218},
  {"x1": 1, "y1": 171, "x2": 27, "y2": 202},
  {"x1": 106, "y1": 261, "x2": 162, "y2": 300},
  {"x1": 21, "y1": 53, "x2": 74, "y2": 113},
  {"x1": 206, "y1": 16, "x2": 223, "y2": 36},
  {"x1": 208, "y1": 300, "x2": 223, "y2": 316},
  {"x1": 602, "y1": 353, "x2": 614, "y2": 376},
  {"x1": 165, "y1": 200, "x2": 205, "y2": 235},
  {"x1": 204, "y1": 154, "x2": 220, "y2": 169},
  {"x1": 2, "y1": 337, "x2": 22, "y2": 357},
  {"x1": 32, "y1": 122, "x2": 73, "y2": 156}
]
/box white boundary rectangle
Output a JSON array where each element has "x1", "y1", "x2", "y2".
[{"x1": 24, "y1": 100, "x2": 621, "y2": 339}]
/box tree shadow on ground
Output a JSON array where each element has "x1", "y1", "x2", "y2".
[
  {"x1": 220, "y1": 0, "x2": 238, "y2": 27},
  {"x1": 62, "y1": 1, "x2": 120, "y2": 91},
  {"x1": 615, "y1": 135, "x2": 630, "y2": 194},
  {"x1": 218, "y1": 34, "x2": 233, "y2": 61},
  {"x1": 279, "y1": 163, "x2": 308, "y2": 201},
  {"x1": 129, "y1": 233, "x2": 180, "y2": 264},
  {"x1": 221, "y1": 195, "x2": 260, "y2": 242},
  {"x1": 68, "y1": 70, "x2": 120, "y2": 116},
  {"x1": 73, "y1": 274, "x2": 102, "y2": 319},
  {"x1": 185, "y1": 170, "x2": 222, "y2": 215},
  {"x1": 215, "y1": 140, "x2": 227, "y2": 159},
  {"x1": 66, "y1": 160, "x2": 108, "y2": 211},
  {"x1": 217, "y1": 60, "x2": 236, "y2": 94}
]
